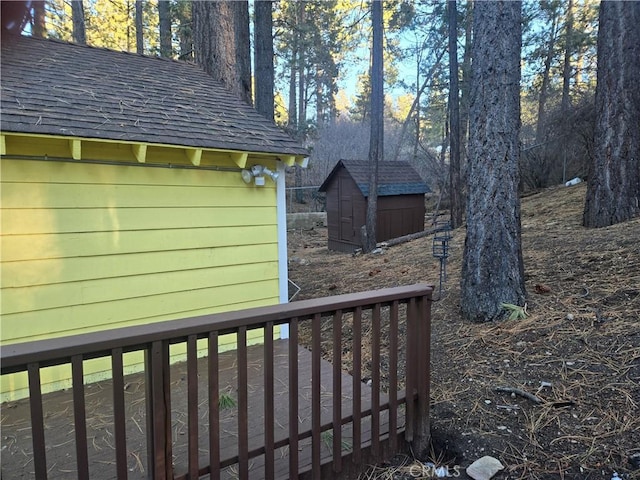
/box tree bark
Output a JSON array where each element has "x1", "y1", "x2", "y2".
[
  {"x1": 192, "y1": 1, "x2": 252, "y2": 105},
  {"x1": 297, "y1": 2, "x2": 306, "y2": 132},
  {"x1": 159, "y1": 0, "x2": 171, "y2": 57},
  {"x1": 316, "y1": 71, "x2": 325, "y2": 127},
  {"x1": 461, "y1": 1, "x2": 526, "y2": 323},
  {"x1": 287, "y1": 5, "x2": 298, "y2": 131},
  {"x1": 32, "y1": 1, "x2": 46, "y2": 38},
  {"x1": 459, "y1": 0, "x2": 472, "y2": 167},
  {"x1": 254, "y1": 0, "x2": 274, "y2": 121},
  {"x1": 288, "y1": 55, "x2": 298, "y2": 129},
  {"x1": 448, "y1": 0, "x2": 463, "y2": 229},
  {"x1": 364, "y1": 0, "x2": 383, "y2": 253},
  {"x1": 535, "y1": 14, "x2": 557, "y2": 143},
  {"x1": 561, "y1": 0, "x2": 573, "y2": 113},
  {"x1": 71, "y1": 1, "x2": 86, "y2": 45},
  {"x1": 413, "y1": 54, "x2": 421, "y2": 161},
  {"x1": 583, "y1": 1, "x2": 640, "y2": 228},
  {"x1": 135, "y1": 0, "x2": 144, "y2": 54},
  {"x1": 175, "y1": 1, "x2": 193, "y2": 61}
]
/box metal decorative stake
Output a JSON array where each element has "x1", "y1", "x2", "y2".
[{"x1": 432, "y1": 221, "x2": 452, "y2": 297}]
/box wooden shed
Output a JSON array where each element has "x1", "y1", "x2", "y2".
[
  {"x1": 319, "y1": 159, "x2": 430, "y2": 252},
  {"x1": 0, "y1": 35, "x2": 307, "y2": 400}
]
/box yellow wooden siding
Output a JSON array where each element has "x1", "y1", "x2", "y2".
[{"x1": 1, "y1": 157, "x2": 282, "y2": 400}]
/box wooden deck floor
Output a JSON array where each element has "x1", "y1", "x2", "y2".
[{"x1": 1, "y1": 340, "x2": 403, "y2": 480}]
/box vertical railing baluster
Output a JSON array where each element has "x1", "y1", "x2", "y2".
[
  {"x1": 371, "y1": 303, "x2": 381, "y2": 457},
  {"x1": 389, "y1": 301, "x2": 399, "y2": 451},
  {"x1": 425, "y1": 293, "x2": 433, "y2": 426},
  {"x1": 149, "y1": 340, "x2": 171, "y2": 480},
  {"x1": 145, "y1": 348, "x2": 154, "y2": 478},
  {"x1": 187, "y1": 335, "x2": 199, "y2": 479},
  {"x1": 264, "y1": 322, "x2": 275, "y2": 480},
  {"x1": 71, "y1": 355, "x2": 90, "y2": 479},
  {"x1": 238, "y1": 327, "x2": 249, "y2": 479},
  {"x1": 208, "y1": 332, "x2": 220, "y2": 480},
  {"x1": 332, "y1": 309, "x2": 343, "y2": 473},
  {"x1": 405, "y1": 298, "x2": 416, "y2": 442},
  {"x1": 288, "y1": 318, "x2": 299, "y2": 479},
  {"x1": 164, "y1": 342, "x2": 173, "y2": 479},
  {"x1": 352, "y1": 306, "x2": 362, "y2": 465},
  {"x1": 28, "y1": 363, "x2": 47, "y2": 480},
  {"x1": 111, "y1": 349, "x2": 128, "y2": 479},
  {"x1": 415, "y1": 294, "x2": 432, "y2": 452},
  {"x1": 311, "y1": 313, "x2": 322, "y2": 478}
]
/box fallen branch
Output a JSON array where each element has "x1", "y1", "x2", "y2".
[
  {"x1": 378, "y1": 227, "x2": 440, "y2": 248},
  {"x1": 495, "y1": 386, "x2": 542, "y2": 404}
]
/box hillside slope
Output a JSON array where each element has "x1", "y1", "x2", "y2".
[{"x1": 288, "y1": 184, "x2": 640, "y2": 479}]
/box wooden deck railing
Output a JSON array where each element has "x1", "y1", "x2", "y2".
[{"x1": 1, "y1": 284, "x2": 432, "y2": 480}]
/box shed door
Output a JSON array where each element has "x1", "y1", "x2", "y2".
[{"x1": 339, "y1": 175, "x2": 355, "y2": 243}]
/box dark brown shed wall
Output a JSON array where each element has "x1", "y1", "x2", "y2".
[
  {"x1": 377, "y1": 195, "x2": 426, "y2": 241},
  {"x1": 326, "y1": 170, "x2": 426, "y2": 252}
]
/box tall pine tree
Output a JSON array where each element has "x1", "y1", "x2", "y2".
[{"x1": 461, "y1": 1, "x2": 526, "y2": 322}]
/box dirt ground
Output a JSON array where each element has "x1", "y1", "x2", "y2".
[{"x1": 287, "y1": 183, "x2": 640, "y2": 480}]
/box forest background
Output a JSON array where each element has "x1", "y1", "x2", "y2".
[{"x1": 25, "y1": 0, "x2": 600, "y2": 198}]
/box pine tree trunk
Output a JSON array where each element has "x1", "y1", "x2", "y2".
[
  {"x1": 135, "y1": 0, "x2": 144, "y2": 54},
  {"x1": 71, "y1": 1, "x2": 86, "y2": 45},
  {"x1": 254, "y1": 0, "x2": 274, "y2": 121},
  {"x1": 364, "y1": 0, "x2": 383, "y2": 253},
  {"x1": 288, "y1": 61, "x2": 297, "y2": 126},
  {"x1": 176, "y1": 3, "x2": 193, "y2": 61},
  {"x1": 288, "y1": 16, "x2": 298, "y2": 131},
  {"x1": 298, "y1": 63, "x2": 306, "y2": 129},
  {"x1": 583, "y1": 1, "x2": 640, "y2": 228},
  {"x1": 296, "y1": 2, "x2": 307, "y2": 131},
  {"x1": 297, "y1": 4, "x2": 306, "y2": 132},
  {"x1": 192, "y1": 1, "x2": 252, "y2": 105},
  {"x1": 328, "y1": 72, "x2": 337, "y2": 123},
  {"x1": 413, "y1": 56, "x2": 420, "y2": 161},
  {"x1": 461, "y1": 1, "x2": 526, "y2": 323},
  {"x1": 316, "y1": 71, "x2": 324, "y2": 127},
  {"x1": 459, "y1": 0, "x2": 472, "y2": 166},
  {"x1": 232, "y1": 1, "x2": 252, "y2": 106},
  {"x1": 561, "y1": 0, "x2": 573, "y2": 113},
  {"x1": 159, "y1": 0, "x2": 171, "y2": 57},
  {"x1": 32, "y1": 1, "x2": 46, "y2": 38},
  {"x1": 535, "y1": 15, "x2": 557, "y2": 143},
  {"x1": 448, "y1": 0, "x2": 463, "y2": 229}
]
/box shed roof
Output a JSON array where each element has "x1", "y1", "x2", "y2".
[
  {"x1": 318, "y1": 159, "x2": 430, "y2": 197},
  {"x1": 0, "y1": 34, "x2": 307, "y2": 157}
]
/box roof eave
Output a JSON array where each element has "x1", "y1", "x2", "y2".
[{"x1": 0, "y1": 131, "x2": 308, "y2": 167}]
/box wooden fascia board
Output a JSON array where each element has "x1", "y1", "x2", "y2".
[
  {"x1": 132, "y1": 144, "x2": 147, "y2": 163},
  {"x1": 1, "y1": 132, "x2": 303, "y2": 168}
]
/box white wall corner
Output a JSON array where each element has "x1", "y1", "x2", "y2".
[{"x1": 276, "y1": 161, "x2": 290, "y2": 339}]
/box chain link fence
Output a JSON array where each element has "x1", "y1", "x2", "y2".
[{"x1": 286, "y1": 186, "x2": 325, "y2": 213}]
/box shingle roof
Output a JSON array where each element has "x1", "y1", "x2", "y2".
[
  {"x1": 318, "y1": 159, "x2": 431, "y2": 196},
  {"x1": 0, "y1": 34, "x2": 307, "y2": 156}
]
